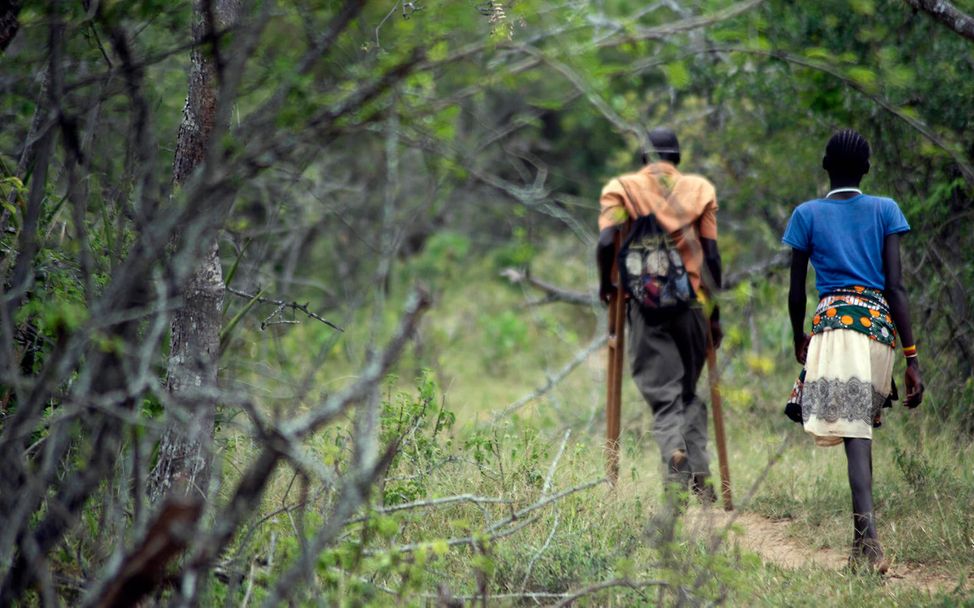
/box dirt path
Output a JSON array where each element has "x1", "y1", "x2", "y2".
[{"x1": 683, "y1": 507, "x2": 968, "y2": 595}]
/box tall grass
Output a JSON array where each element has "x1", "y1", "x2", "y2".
[{"x1": 211, "y1": 235, "x2": 972, "y2": 605}]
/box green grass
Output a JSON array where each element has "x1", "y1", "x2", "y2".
[{"x1": 213, "y1": 235, "x2": 974, "y2": 606}]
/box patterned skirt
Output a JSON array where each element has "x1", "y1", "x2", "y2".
[{"x1": 791, "y1": 329, "x2": 895, "y2": 446}]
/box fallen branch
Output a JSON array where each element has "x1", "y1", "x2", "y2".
[
  {"x1": 547, "y1": 577, "x2": 669, "y2": 607},
  {"x1": 347, "y1": 494, "x2": 512, "y2": 524}
]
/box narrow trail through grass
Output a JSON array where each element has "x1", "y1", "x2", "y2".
[{"x1": 684, "y1": 506, "x2": 969, "y2": 596}]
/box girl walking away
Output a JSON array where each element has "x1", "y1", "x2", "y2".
[{"x1": 782, "y1": 129, "x2": 924, "y2": 573}]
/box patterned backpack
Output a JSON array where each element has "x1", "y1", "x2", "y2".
[{"x1": 616, "y1": 178, "x2": 695, "y2": 313}]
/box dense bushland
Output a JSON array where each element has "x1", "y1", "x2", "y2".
[{"x1": 1, "y1": 0, "x2": 972, "y2": 605}]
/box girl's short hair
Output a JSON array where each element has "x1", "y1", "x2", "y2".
[{"x1": 825, "y1": 129, "x2": 870, "y2": 172}]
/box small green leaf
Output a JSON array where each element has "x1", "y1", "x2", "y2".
[
  {"x1": 663, "y1": 61, "x2": 691, "y2": 90},
  {"x1": 847, "y1": 67, "x2": 878, "y2": 91},
  {"x1": 803, "y1": 47, "x2": 833, "y2": 61}
]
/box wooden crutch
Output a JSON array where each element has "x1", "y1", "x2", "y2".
[
  {"x1": 706, "y1": 331, "x2": 733, "y2": 511},
  {"x1": 605, "y1": 225, "x2": 628, "y2": 485}
]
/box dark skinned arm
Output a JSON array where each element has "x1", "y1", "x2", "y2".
[
  {"x1": 882, "y1": 233, "x2": 924, "y2": 408},
  {"x1": 788, "y1": 248, "x2": 811, "y2": 364},
  {"x1": 701, "y1": 238, "x2": 722, "y2": 290},
  {"x1": 701, "y1": 236, "x2": 723, "y2": 348},
  {"x1": 597, "y1": 226, "x2": 620, "y2": 304}
]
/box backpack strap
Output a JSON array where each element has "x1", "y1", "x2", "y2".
[
  {"x1": 620, "y1": 172, "x2": 718, "y2": 299},
  {"x1": 617, "y1": 177, "x2": 645, "y2": 219}
]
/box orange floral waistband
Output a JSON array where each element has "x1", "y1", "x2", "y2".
[{"x1": 811, "y1": 286, "x2": 896, "y2": 348}]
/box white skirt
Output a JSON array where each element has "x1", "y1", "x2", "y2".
[{"x1": 800, "y1": 329, "x2": 895, "y2": 446}]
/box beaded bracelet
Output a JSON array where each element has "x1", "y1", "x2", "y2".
[{"x1": 903, "y1": 344, "x2": 918, "y2": 358}]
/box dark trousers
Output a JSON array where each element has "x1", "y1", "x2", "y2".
[{"x1": 628, "y1": 306, "x2": 710, "y2": 478}]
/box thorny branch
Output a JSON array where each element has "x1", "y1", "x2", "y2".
[{"x1": 227, "y1": 285, "x2": 343, "y2": 331}]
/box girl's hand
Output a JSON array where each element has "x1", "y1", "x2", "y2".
[
  {"x1": 794, "y1": 333, "x2": 811, "y2": 364},
  {"x1": 904, "y1": 358, "x2": 924, "y2": 408}
]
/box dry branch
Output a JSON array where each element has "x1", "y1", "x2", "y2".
[
  {"x1": 226, "y1": 285, "x2": 343, "y2": 331},
  {"x1": 182, "y1": 288, "x2": 430, "y2": 580},
  {"x1": 904, "y1": 0, "x2": 974, "y2": 42},
  {"x1": 491, "y1": 333, "x2": 608, "y2": 422},
  {"x1": 542, "y1": 429, "x2": 571, "y2": 497},
  {"x1": 500, "y1": 267, "x2": 596, "y2": 306},
  {"x1": 687, "y1": 434, "x2": 793, "y2": 596},
  {"x1": 519, "y1": 512, "x2": 560, "y2": 593},
  {"x1": 348, "y1": 494, "x2": 512, "y2": 524},
  {"x1": 84, "y1": 497, "x2": 203, "y2": 608},
  {"x1": 547, "y1": 577, "x2": 668, "y2": 607},
  {"x1": 487, "y1": 477, "x2": 607, "y2": 534}
]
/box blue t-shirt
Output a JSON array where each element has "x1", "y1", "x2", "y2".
[{"x1": 782, "y1": 194, "x2": 910, "y2": 296}]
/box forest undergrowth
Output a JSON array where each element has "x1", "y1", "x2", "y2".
[{"x1": 213, "y1": 235, "x2": 974, "y2": 606}]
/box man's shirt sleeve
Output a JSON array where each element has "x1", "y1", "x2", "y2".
[
  {"x1": 782, "y1": 206, "x2": 810, "y2": 252},
  {"x1": 698, "y1": 182, "x2": 718, "y2": 240},
  {"x1": 598, "y1": 178, "x2": 630, "y2": 231}
]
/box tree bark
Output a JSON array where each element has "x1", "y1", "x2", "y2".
[
  {"x1": 904, "y1": 0, "x2": 974, "y2": 42},
  {"x1": 148, "y1": 0, "x2": 241, "y2": 502}
]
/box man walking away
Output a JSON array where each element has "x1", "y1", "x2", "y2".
[{"x1": 596, "y1": 127, "x2": 723, "y2": 503}]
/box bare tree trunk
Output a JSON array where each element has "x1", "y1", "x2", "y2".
[{"x1": 148, "y1": 0, "x2": 241, "y2": 502}]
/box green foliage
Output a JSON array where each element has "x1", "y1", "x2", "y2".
[
  {"x1": 5, "y1": 0, "x2": 974, "y2": 604},
  {"x1": 381, "y1": 370, "x2": 455, "y2": 504},
  {"x1": 662, "y1": 60, "x2": 691, "y2": 90},
  {"x1": 410, "y1": 231, "x2": 471, "y2": 285},
  {"x1": 491, "y1": 225, "x2": 539, "y2": 270},
  {"x1": 479, "y1": 310, "x2": 529, "y2": 369}
]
